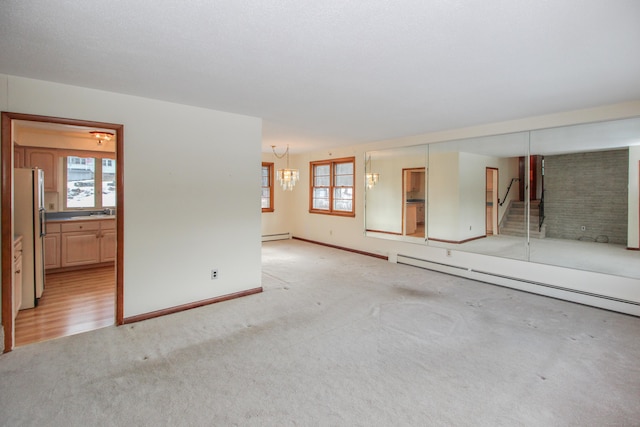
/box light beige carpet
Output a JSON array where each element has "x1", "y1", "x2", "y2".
[{"x1": 1, "y1": 239, "x2": 639, "y2": 426}]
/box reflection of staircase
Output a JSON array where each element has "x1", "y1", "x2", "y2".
[{"x1": 499, "y1": 200, "x2": 546, "y2": 238}]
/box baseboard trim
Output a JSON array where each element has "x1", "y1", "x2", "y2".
[
  {"x1": 292, "y1": 236, "x2": 388, "y2": 260},
  {"x1": 123, "y1": 287, "x2": 263, "y2": 324},
  {"x1": 428, "y1": 235, "x2": 486, "y2": 244}
]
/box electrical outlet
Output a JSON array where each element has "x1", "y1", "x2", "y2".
[
  {"x1": 446, "y1": 249, "x2": 452, "y2": 257},
  {"x1": 581, "y1": 226, "x2": 586, "y2": 231},
  {"x1": 211, "y1": 269, "x2": 218, "y2": 280}
]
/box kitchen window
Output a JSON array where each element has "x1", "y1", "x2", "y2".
[
  {"x1": 64, "y1": 155, "x2": 116, "y2": 209},
  {"x1": 309, "y1": 157, "x2": 355, "y2": 216},
  {"x1": 261, "y1": 162, "x2": 274, "y2": 212}
]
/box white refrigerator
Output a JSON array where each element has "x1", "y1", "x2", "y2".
[{"x1": 15, "y1": 168, "x2": 45, "y2": 309}]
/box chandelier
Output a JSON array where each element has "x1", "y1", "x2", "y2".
[
  {"x1": 271, "y1": 145, "x2": 299, "y2": 191},
  {"x1": 365, "y1": 154, "x2": 379, "y2": 189}
]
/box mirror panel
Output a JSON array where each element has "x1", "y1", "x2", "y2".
[
  {"x1": 364, "y1": 118, "x2": 640, "y2": 279},
  {"x1": 529, "y1": 117, "x2": 640, "y2": 279},
  {"x1": 365, "y1": 145, "x2": 427, "y2": 242},
  {"x1": 426, "y1": 132, "x2": 530, "y2": 261}
]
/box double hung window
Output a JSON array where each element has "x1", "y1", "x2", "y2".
[
  {"x1": 64, "y1": 155, "x2": 116, "y2": 209},
  {"x1": 261, "y1": 162, "x2": 274, "y2": 212},
  {"x1": 309, "y1": 157, "x2": 355, "y2": 216}
]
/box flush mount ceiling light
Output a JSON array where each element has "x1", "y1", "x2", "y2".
[
  {"x1": 271, "y1": 145, "x2": 299, "y2": 191},
  {"x1": 89, "y1": 131, "x2": 114, "y2": 145},
  {"x1": 365, "y1": 154, "x2": 379, "y2": 189}
]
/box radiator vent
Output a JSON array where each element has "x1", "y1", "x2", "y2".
[
  {"x1": 262, "y1": 233, "x2": 291, "y2": 242},
  {"x1": 396, "y1": 254, "x2": 639, "y2": 308}
]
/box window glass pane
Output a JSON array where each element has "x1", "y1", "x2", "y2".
[
  {"x1": 314, "y1": 176, "x2": 330, "y2": 186},
  {"x1": 333, "y1": 187, "x2": 353, "y2": 211},
  {"x1": 314, "y1": 164, "x2": 330, "y2": 176},
  {"x1": 335, "y1": 162, "x2": 353, "y2": 175},
  {"x1": 102, "y1": 159, "x2": 116, "y2": 207},
  {"x1": 335, "y1": 175, "x2": 353, "y2": 186},
  {"x1": 67, "y1": 156, "x2": 96, "y2": 208},
  {"x1": 313, "y1": 198, "x2": 330, "y2": 210}
]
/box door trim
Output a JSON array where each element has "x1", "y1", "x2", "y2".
[{"x1": 2, "y1": 112, "x2": 124, "y2": 352}]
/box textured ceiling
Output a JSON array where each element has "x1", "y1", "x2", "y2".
[{"x1": 1, "y1": 1, "x2": 639, "y2": 153}]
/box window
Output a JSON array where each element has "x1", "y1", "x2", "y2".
[
  {"x1": 261, "y1": 162, "x2": 274, "y2": 212},
  {"x1": 310, "y1": 157, "x2": 355, "y2": 216},
  {"x1": 65, "y1": 155, "x2": 116, "y2": 209}
]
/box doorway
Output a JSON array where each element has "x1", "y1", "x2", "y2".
[
  {"x1": 2, "y1": 112, "x2": 124, "y2": 352},
  {"x1": 486, "y1": 168, "x2": 498, "y2": 235},
  {"x1": 402, "y1": 168, "x2": 426, "y2": 237}
]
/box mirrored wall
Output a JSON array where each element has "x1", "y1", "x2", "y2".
[{"x1": 365, "y1": 117, "x2": 640, "y2": 279}]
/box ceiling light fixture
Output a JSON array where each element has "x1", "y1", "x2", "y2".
[
  {"x1": 89, "y1": 131, "x2": 114, "y2": 145},
  {"x1": 271, "y1": 145, "x2": 299, "y2": 191},
  {"x1": 366, "y1": 154, "x2": 379, "y2": 189}
]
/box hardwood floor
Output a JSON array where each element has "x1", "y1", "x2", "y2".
[{"x1": 15, "y1": 265, "x2": 116, "y2": 347}]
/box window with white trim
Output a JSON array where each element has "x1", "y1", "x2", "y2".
[{"x1": 64, "y1": 155, "x2": 116, "y2": 209}]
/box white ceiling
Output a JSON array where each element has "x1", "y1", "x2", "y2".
[{"x1": 1, "y1": 1, "x2": 639, "y2": 153}]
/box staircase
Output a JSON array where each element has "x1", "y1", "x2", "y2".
[{"x1": 499, "y1": 200, "x2": 546, "y2": 238}]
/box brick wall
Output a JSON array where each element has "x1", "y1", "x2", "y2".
[{"x1": 544, "y1": 149, "x2": 628, "y2": 245}]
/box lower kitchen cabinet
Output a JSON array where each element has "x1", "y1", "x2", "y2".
[
  {"x1": 99, "y1": 221, "x2": 116, "y2": 262},
  {"x1": 58, "y1": 219, "x2": 115, "y2": 268},
  {"x1": 44, "y1": 223, "x2": 61, "y2": 269}
]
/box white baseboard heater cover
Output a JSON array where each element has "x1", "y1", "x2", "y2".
[
  {"x1": 396, "y1": 254, "x2": 640, "y2": 316},
  {"x1": 262, "y1": 233, "x2": 291, "y2": 242}
]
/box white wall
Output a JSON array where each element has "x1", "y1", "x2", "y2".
[
  {"x1": 287, "y1": 101, "x2": 640, "y2": 315},
  {"x1": 1, "y1": 75, "x2": 262, "y2": 318}
]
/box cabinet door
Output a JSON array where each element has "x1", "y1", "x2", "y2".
[
  {"x1": 61, "y1": 231, "x2": 101, "y2": 267},
  {"x1": 14, "y1": 147, "x2": 25, "y2": 168},
  {"x1": 100, "y1": 229, "x2": 116, "y2": 262},
  {"x1": 25, "y1": 149, "x2": 58, "y2": 192},
  {"x1": 44, "y1": 233, "x2": 61, "y2": 269}
]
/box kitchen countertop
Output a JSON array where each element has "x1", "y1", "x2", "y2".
[{"x1": 46, "y1": 215, "x2": 116, "y2": 223}]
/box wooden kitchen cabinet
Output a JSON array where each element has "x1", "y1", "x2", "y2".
[
  {"x1": 61, "y1": 221, "x2": 101, "y2": 267},
  {"x1": 25, "y1": 148, "x2": 58, "y2": 191},
  {"x1": 59, "y1": 219, "x2": 116, "y2": 267},
  {"x1": 417, "y1": 203, "x2": 425, "y2": 224},
  {"x1": 44, "y1": 223, "x2": 61, "y2": 269},
  {"x1": 99, "y1": 220, "x2": 116, "y2": 262},
  {"x1": 14, "y1": 146, "x2": 25, "y2": 168}
]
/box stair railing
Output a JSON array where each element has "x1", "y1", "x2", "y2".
[
  {"x1": 499, "y1": 178, "x2": 519, "y2": 206},
  {"x1": 539, "y1": 190, "x2": 545, "y2": 232}
]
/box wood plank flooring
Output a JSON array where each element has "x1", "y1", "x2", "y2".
[{"x1": 15, "y1": 265, "x2": 115, "y2": 347}]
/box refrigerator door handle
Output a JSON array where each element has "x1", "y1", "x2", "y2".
[{"x1": 40, "y1": 209, "x2": 46, "y2": 237}]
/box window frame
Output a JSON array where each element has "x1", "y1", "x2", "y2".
[
  {"x1": 63, "y1": 152, "x2": 116, "y2": 211},
  {"x1": 309, "y1": 156, "x2": 356, "y2": 217},
  {"x1": 261, "y1": 162, "x2": 274, "y2": 213}
]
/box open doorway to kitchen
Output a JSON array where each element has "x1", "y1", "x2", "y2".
[{"x1": 2, "y1": 112, "x2": 124, "y2": 352}]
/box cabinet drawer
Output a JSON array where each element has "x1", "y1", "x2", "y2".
[
  {"x1": 100, "y1": 220, "x2": 116, "y2": 230},
  {"x1": 61, "y1": 221, "x2": 100, "y2": 233},
  {"x1": 46, "y1": 223, "x2": 62, "y2": 233}
]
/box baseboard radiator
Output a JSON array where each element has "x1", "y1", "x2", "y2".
[
  {"x1": 262, "y1": 232, "x2": 291, "y2": 242},
  {"x1": 396, "y1": 254, "x2": 640, "y2": 315}
]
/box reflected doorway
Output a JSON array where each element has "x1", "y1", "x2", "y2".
[
  {"x1": 402, "y1": 168, "x2": 426, "y2": 237},
  {"x1": 486, "y1": 168, "x2": 498, "y2": 235}
]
